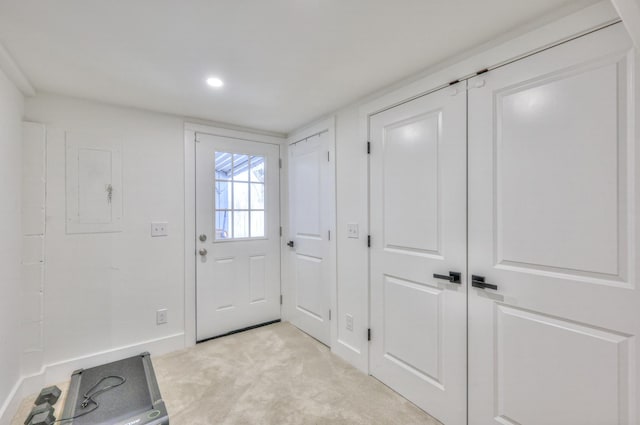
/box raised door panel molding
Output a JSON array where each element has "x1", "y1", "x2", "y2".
[
  {"x1": 65, "y1": 132, "x2": 122, "y2": 234},
  {"x1": 495, "y1": 304, "x2": 632, "y2": 425},
  {"x1": 383, "y1": 110, "x2": 442, "y2": 257},
  {"x1": 291, "y1": 137, "x2": 323, "y2": 240},
  {"x1": 295, "y1": 253, "x2": 323, "y2": 320},
  {"x1": 249, "y1": 255, "x2": 267, "y2": 304},
  {"x1": 383, "y1": 274, "x2": 443, "y2": 389},
  {"x1": 494, "y1": 55, "x2": 630, "y2": 285}
]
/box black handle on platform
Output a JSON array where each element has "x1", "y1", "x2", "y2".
[
  {"x1": 471, "y1": 275, "x2": 498, "y2": 290},
  {"x1": 433, "y1": 271, "x2": 461, "y2": 284}
]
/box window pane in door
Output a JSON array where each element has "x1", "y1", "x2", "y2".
[
  {"x1": 215, "y1": 181, "x2": 232, "y2": 210},
  {"x1": 233, "y1": 182, "x2": 249, "y2": 209},
  {"x1": 234, "y1": 211, "x2": 249, "y2": 238},
  {"x1": 215, "y1": 210, "x2": 231, "y2": 240},
  {"x1": 250, "y1": 156, "x2": 265, "y2": 182},
  {"x1": 251, "y1": 183, "x2": 265, "y2": 209},
  {"x1": 215, "y1": 152, "x2": 232, "y2": 178},
  {"x1": 233, "y1": 154, "x2": 249, "y2": 181},
  {"x1": 251, "y1": 211, "x2": 265, "y2": 237}
]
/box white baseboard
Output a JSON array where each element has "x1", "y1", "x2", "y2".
[
  {"x1": 0, "y1": 332, "x2": 185, "y2": 425},
  {"x1": 334, "y1": 339, "x2": 367, "y2": 374},
  {"x1": 0, "y1": 380, "x2": 24, "y2": 425}
]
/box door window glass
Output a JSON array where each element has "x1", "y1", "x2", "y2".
[{"x1": 214, "y1": 152, "x2": 266, "y2": 239}]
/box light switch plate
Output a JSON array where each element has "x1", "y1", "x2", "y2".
[
  {"x1": 347, "y1": 223, "x2": 359, "y2": 239},
  {"x1": 151, "y1": 222, "x2": 168, "y2": 237}
]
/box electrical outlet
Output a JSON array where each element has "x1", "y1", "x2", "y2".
[
  {"x1": 156, "y1": 309, "x2": 168, "y2": 325},
  {"x1": 347, "y1": 223, "x2": 359, "y2": 239},
  {"x1": 346, "y1": 314, "x2": 354, "y2": 331},
  {"x1": 151, "y1": 222, "x2": 168, "y2": 237}
]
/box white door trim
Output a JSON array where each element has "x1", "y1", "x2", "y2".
[
  {"x1": 284, "y1": 116, "x2": 337, "y2": 348},
  {"x1": 184, "y1": 122, "x2": 286, "y2": 347}
]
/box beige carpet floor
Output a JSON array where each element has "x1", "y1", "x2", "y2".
[{"x1": 12, "y1": 322, "x2": 441, "y2": 425}]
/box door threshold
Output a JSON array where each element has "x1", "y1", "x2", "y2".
[{"x1": 197, "y1": 319, "x2": 281, "y2": 344}]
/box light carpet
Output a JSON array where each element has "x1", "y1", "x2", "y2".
[{"x1": 12, "y1": 322, "x2": 441, "y2": 424}]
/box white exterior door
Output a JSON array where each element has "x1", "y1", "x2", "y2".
[
  {"x1": 369, "y1": 82, "x2": 467, "y2": 425},
  {"x1": 468, "y1": 24, "x2": 639, "y2": 425},
  {"x1": 195, "y1": 133, "x2": 281, "y2": 341},
  {"x1": 287, "y1": 132, "x2": 334, "y2": 346}
]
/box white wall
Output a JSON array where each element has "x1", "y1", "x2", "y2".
[
  {"x1": 332, "y1": 106, "x2": 369, "y2": 369},
  {"x1": 24, "y1": 94, "x2": 186, "y2": 369},
  {"x1": 0, "y1": 68, "x2": 24, "y2": 412}
]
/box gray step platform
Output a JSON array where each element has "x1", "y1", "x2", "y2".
[{"x1": 60, "y1": 352, "x2": 169, "y2": 425}]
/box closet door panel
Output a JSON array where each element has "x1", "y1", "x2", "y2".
[
  {"x1": 468, "y1": 23, "x2": 638, "y2": 425},
  {"x1": 369, "y1": 82, "x2": 467, "y2": 425}
]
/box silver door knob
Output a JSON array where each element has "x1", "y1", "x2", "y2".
[{"x1": 199, "y1": 248, "x2": 208, "y2": 256}]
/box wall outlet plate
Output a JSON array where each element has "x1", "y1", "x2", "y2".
[
  {"x1": 151, "y1": 222, "x2": 168, "y2": 237},
  {"x1": 346, "y1": 314, "x2": 354, "y2": 331},
  {"x1": 156, "y1": 309, "x2": 168, "y2": 325},
  {"x1": 347, "y1": 223, "x2": 359, "y2": 239}
]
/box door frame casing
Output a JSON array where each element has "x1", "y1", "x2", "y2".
[
  {"x1": 184, "y1": 122, "x2": 286, "y2": 347},
  {"x1": 283, "y1": 116, "x2": 337, "y2": 348}
]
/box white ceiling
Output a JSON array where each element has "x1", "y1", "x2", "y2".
[{"x1": 0, "y1": 0, "x2": 595, "y2": 133}]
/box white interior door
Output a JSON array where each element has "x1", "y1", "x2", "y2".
[
  {"x1": 196, "y1": 133, "x2": 281, "y2": 341},
  {"x1": 468, "y1": 24, "x2": 639, "y2": 425},
  {"x1": 287, "y1": 132, "x2": 334, "y2": 346},
  {"x1": 369, "y1": 82, "x2": 467, "y2": 425}
]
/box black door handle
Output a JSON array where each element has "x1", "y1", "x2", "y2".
[
  {"x1": 287, "y1": 241, "x2": 295, "y2": 248},
  {"x1": 471, "y1": 275, "x2": 498, "y2": 290},
  {"x1": 433, "y1": 271, "x2": 461, "y2": 284}
]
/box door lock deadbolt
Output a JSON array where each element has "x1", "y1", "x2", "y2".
[{"x1": 199, "y1": 234, "x2": 207, "y2": 242}]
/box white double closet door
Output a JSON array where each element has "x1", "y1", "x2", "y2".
[{"x1": 370, "y1": 23, "x2": 639, "y2": 425}]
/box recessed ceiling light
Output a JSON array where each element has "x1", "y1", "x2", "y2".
[{"x1": 206, "y1": 77, "x2": 224, "y2": 88}]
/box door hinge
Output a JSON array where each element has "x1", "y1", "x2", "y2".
[
  {"x1": 329, "y1": 309, "x2": 331, "y2": 320},
  {"x1": 280, "y1": 226, "x2": 283, "y2": 237},
  {"x1": 367, "y1": 141, "x2": 371, "y2": 154},
  {"x1": 280, "y1": 295, "x2": 283, "y2": 305},
  {"x1": 368, "y1": 328, "x2": 371, "y2": 341},
  {"x1": 327, "y1": 151, "x2": 330, "y2": 162},
  {"x1": 328, "y1": 230, "x2": 331, "y2": 241},
  {"x1": 279, "y1": 158, "x2": 282, "y2": 168},
  {"x1": 367, "y1": 235, "x2": 371, "y2": 248}
]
